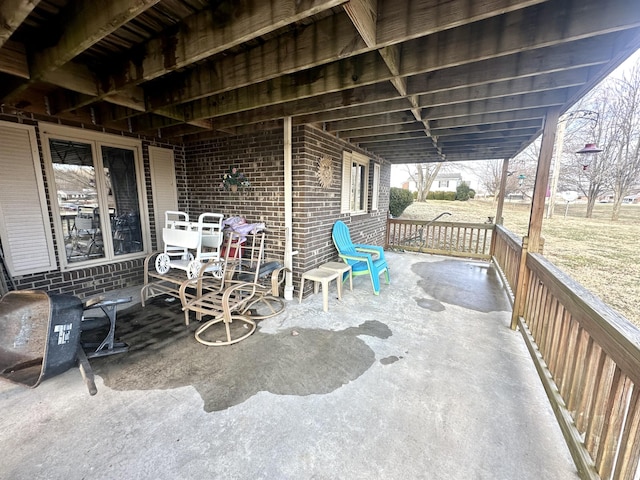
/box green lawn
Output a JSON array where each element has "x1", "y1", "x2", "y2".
[{"x1": 400, "y1": 199, "x2": 640, "y2": 328}]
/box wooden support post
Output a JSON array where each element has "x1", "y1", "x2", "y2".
[
  {"x1": 495, "y1": 158, "x2": 509, "y2": 226},
  {"x1": 511, "y1": 236, "x2": 529, "y2": 330},
  {"x1": 528, "y1": 107, "x2": 561, "y2": 253},
  {"x1": 490, "y1": 158, "x2": 510, "y2": 257},
  {"x1": 284, "y1": 117, "x2": 294, "y2": 300}
]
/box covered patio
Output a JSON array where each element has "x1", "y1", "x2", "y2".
[
  {"x1": 1, "y1": 1, "x2": 640, "y2": 478},
  {"x1": 0, "y1": 252, "x2": 578, "y2": 479}
]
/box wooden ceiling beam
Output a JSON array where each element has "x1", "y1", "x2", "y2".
[
  {"x1": 349, "y1": 131, "x2": 430, "y2": 144},
  {"x1": 337, "y1": 122, "x2": 426, "y2": 138},
  {"x1": 430, "y1": 108, "x2": 548, "y2": 130},
  {"x1": 296, "y1": 53, "x2": 606, "y2": 127},
  {"x1": 399, "y1": 0, "x2": 640, "y2": 77},
  {"x1": 435, "y1": 128, "x2": 540, "y2": 143},
  {"x1": 418, "y1": 68, "x2": 592, "y2": 109},
  {"x1": 430, "y1": 119, "x2": 543, "y2": 137},
  {"x1": 192, "y1": 85, "x2": 411, "y2": 131},
  {"x1": 327, "y1": 112, "x2": 414, "y2": 132},
  {"x1": 344, "y1": 0, "x2": 377, "y2": 48},
  {"x1": 422, "y1": 88, "x2": 575, "y2": 121},
  {"x1": 99, "y1": 0, "x2": 349, "y2": 101},
  {"x1": 178, "y1": 8, "x2": 638, "y2": 123},
  {"x1": 294, "y1": 98, "x2": 411, "y2": 125},
  {"x1": 0, "y1": 0, "x2": 39, "y2": 48},
  {"x1": 3, "y1": 0, "x2": 160, "y2": 101},
  {"x1": 0, "y1": 39, "x2": 29, "y2": 78},
  {"x1": 440, "y1": 136, "x2": 532, "y2": 147},
  {"x1": 145, "y1": 0, "x2": 545, "y2": 110}
]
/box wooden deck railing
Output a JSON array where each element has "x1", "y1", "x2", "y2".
[
  {"x1": 385, "y1": 218, "x2": 493, "y2": 259},
  {"x1": 490, "y1": 224, "x2": 523, "y2": 302},
  {"x1": 490, "y1": 225, "x2": 640, "y2": 480}
]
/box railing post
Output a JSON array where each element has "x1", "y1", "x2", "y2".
[
  {"x1": 510, "y1": 236, "x2": 529, "y2": 330},
  {"x1": 385, "y1": 215, "x2": 391, "y2": 249}
]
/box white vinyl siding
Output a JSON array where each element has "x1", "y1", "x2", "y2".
[
  {"x1": 0, "y1": 122, "x2": 57, "y2": 276},
  {"x1": 149, "y1": 146, "x2": 178, "y2": 249}
]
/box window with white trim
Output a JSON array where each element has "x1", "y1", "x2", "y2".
[
  {"x1": 41, "y1": 123, "x2": 149, "y2": 269},
  {"x1": 341, "y1": 151, "x2": 370, "y2": 215}
]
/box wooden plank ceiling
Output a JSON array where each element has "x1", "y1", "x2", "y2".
[{"x1": 1, "y1": 0, "x2": 639, "y2": 164}]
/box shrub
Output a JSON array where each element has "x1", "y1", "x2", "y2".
[
  {"x1": 469, "y1": 189, "x2": 476, "y2": 199},
  {"x1": 444, "y1": 191, "x2": 456, "y2": 201},
  {"x1": 389, "y1": 187, "x2": 414, "y2": 217},
  {"x1": 455, "y1": 182, "x2": 472, "y2": 201}
]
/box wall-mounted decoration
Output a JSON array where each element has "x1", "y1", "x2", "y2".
[
  {"x1": 221, "y1": 166, "x2": 250, "y2": 192},
  {"x1": 316, "y1": 156, "x2": 333, "y2": 189}
]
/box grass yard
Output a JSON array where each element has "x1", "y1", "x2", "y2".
[{"x1": 400, "y1": 199, "x2": 640, "y2": 328}]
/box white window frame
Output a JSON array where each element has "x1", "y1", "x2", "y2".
[
  {"x1": 341, "y1": 151, "x2": 370, "y2": 215},
  {"x1": 40, "y1": 123, "x2": 151, "y2": 270}
]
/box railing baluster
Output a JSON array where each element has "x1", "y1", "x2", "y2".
[
  {"x1": 575, "y1": 339, "x2": 599, "y2": 434},
  {"x1": 613, "y1": 387, "x2": 640, "y2": 480},
  {"x1": 595, "y1": 370, "x2": 633, "y2": 478},
  {"x1": 547, "y1": 303, "x2": 565, "y2": 376},
  {"x1": 585, "y1": 356, "x2": 616, "y2": 458},
  {"x1": 567, "y1": 328, "x2": 590, "y2": 417},
  {"x1": 552, "y1": 309, "x2": 572, "y2": 391},
  {"x1": 559, "y1": 318, "x2": 581, "y2": 402}
]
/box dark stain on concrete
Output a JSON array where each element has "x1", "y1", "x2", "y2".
[
  {"x1": 92, "y1": 301, "x2": 392, "y2": 412},
  {"x1": 380, "y1": 356, "x2": 400, "y2": 365},
  {"x1": 412, "y1": 260, "x2": 511, "y2": 313},
  {"x1": 416, "y1": 298, "x2": 446, "y2": 311}
]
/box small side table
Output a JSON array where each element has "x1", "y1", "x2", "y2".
[
  {"x1": 319, "y1": 261, "x2": 352, "y2": 295},
  {"x1": 298, "y1": 268, "x2": 341, "y2": 312}
]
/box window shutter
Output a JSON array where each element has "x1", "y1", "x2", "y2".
[
  {"x1": 0, "y1": 122, "x2": 57, "y2": 276},
  {"x1": 340, "y1": 151, "x2": 352, "y2": 213},
  {"x1": 372, "y1": 163, "x2": 380, "y2": 211},
  {"x1": 149, "y1": 146, "x2": 178, "y2": 249}
]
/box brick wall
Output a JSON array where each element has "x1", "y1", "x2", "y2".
[
  {"x1": 293, "y1": 125, "x2": 391, "y2": 296},
  {"x1": 183, "y1": 129, "x2": 287, "y2": 263},
  {"x1": 0, "y1": 111, "x2": 182, "y2": 299},
  {"x1": 1, "y1": 111, "x2": 391, "y2": 300}
]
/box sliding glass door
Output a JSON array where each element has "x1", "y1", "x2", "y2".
[{"x1": 43, "y1": 124, "x2": 147, "y2": 268}]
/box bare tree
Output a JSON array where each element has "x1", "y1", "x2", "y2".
[
  {"x1": 608, "y1": 62, "x2": 640, "y2": 220},
  {"x1": 561, "y1": 89, "x2": 616, "y2": 218},
  {"x1": 404, "y1": 162, "x2": 443, "y2": 201},
  {"x1": 475, "y1": 160, "x2": 504, "y2": 200}
]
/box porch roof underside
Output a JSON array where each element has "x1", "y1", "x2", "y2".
[{"x1": 1, "y1": 0, "x2": 639, "y2": 164}]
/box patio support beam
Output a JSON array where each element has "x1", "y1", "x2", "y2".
[
  {"x1": 528, "y1": 106, "x2": 561, "y2": 252},
  {"x1": 283, "y1": 117, "x2": 294, "y2": 301},
  {"x1": 495, "y1": 158, "x2": 510, "y2": 226}
]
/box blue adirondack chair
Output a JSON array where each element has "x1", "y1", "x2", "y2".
[{"x1": 331, "y1": 221, "x2": 390, "y2": 295}]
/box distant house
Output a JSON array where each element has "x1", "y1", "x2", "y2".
[
  {"x1": 434, "y1": 173, "x2": 463, "y2": 192},
  {"x1": 623, "y1": 193, "x2": 640, "y2": 204}
]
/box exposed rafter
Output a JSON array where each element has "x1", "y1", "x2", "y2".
[{"x1": 0, "y1": 0, "x2": 639, "y2": 163}]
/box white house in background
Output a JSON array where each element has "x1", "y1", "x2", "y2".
[
  {"x1": 434, "y1": 173, "x2": 463, "y2": 192},
  {"x1": 399, "y1": 170, "x2": 480, "y2": 193}
]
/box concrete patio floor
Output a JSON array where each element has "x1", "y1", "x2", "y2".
[{"x1": 0, "y1": 251, "x2": 578, "y2": 480}]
